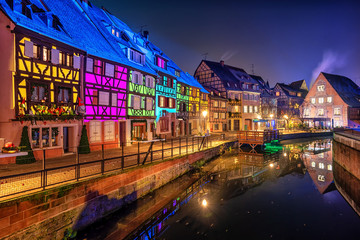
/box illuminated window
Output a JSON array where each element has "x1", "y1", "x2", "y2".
[
  {"x1": 304, "y1": 109, "x2": 310, "y2": 116},
  {"x1": 318, "y1": 175, "x2": 325, "y2": 182},
  {"x1": 254, "y1": 106, "x2": 258, "y2": 113},
  {"x1": 334, "y1": 108, "x2": 341, "y2": 115},
  {"x1": 221, "y1": 113, "x2": 226, "y2": 119},
  {"x1": 244, "y1": 105, "x2": 248, "y2": 113},
  {"x1": 319, "y1": 163, "x2": 325, "y2": 169},
  {"x1": 42, "y1": 47, "x2": 50, "y2": 62},
  {"x1": 276, "y1": 92, "x2": 280, "y2": 96},
  {"x1": 311, "y1": 162, "x2": 315, "y2": 167},
  {"x1": 317, "y1": 85, "x2": 325, "y2": 91},
  {"x1": 318, "y1": 109, "x2": 324, "y2": 116},
  {"x1": 214, "y1": 101, "x2": 219, "y2": 107},
  {"x1": 311, "y1": 98, "x2": 316, "y2": 104},
  {"x1": 111, "y1": 28, "x2": 115, "y2": 35},
  {"x1": 221, "y1": 102, "x2": 226, "y2": 108},
  {"x1": 156, "y1": 56, "x2": 166, "y2": 69},
  {"x1": 33, "y1": 44, "x2": 40, "y2": 59},
  {"x1": 214, "y1": 112, "x2": 219, "y2": 118},
  {"x1": 30, "y1": 83, "x2": 48, "y2": 102},
  {"x1": 31, "y1": 127, "x2": 59, "y2": 148},
  {"x1": 249, "y1": 106, "x2": 253, "y2": 113},
  {"x1": 214, "y1": 124, "x2": 219, "y2": 130},
  {"x1": 159, "y1": 96, "x2": 166, "y2": 108},
  {"x1": 328, "y1": 165, "x2": 332, "y2": 171},
  {"x1": 57, "y1": 87, "x2": 71, "y2": 103},
  {"x1": 327, "y1": 97, "x2": 332, "y2": 103},
  {"x1": 318, "y1": 97, "x2": 324, "y2": 104},
  {"x1": 297, "y1": 93, "x2": 301, "y2": 97}
]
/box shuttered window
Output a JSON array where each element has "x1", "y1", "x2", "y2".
[
  {"x1": 89, "y1": 121, "x2": 101, "y2": 143},
  {"x1": 104, "y1": 121, "x2": 115, "y2": 142}
]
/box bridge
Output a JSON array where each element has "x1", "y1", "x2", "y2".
[{"x1": 237, "y1": 130, "x2": 280, "y2": 150}]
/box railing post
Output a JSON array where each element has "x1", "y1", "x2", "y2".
[
  {"x1": 162, "y1": 140, "x2": 164, "y2": 160},
  {"x1": 186, "y1": 137, "x2": 188, "y2": 154},
  {"x1": 197, "y1": 136, "x2": 200, "y2": 150},
  {"x1": 121, "y1": 142, "x2": 124, "y2": 169},
  {"x1": 137, "y1": 142, "x2": 140, "y2": 166},
  {"x1": 42, "y1": 149, "x2": 46, "y2": 190},
  {"x1": 192, "y1": 136, "x2": 194, "y2": 153},
  {"x1": 76, "y1": 147, "x2": 80, "y2": 181},
  {"x1": 171, "y1": 138, "x2": 173, "y2": 158},
  {"x1": 101, "y1": 144, "x2": 105, "y2": 175},
  {"x1": 179, "y1": 137, "x2": 181, "y2": 156},
  {"x1": 151, "y1": 143, "x2": 153, "y2": 163}
]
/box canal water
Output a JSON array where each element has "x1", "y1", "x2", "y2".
[{"x1": 77, "y1": 138, "x2": 360, "y2": 240}]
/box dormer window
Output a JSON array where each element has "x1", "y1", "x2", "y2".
[
  {"x1": 128, "y1": 49, "x2": 145, "y2": 65},
  {"x1": 175, "y1": 70, "x2": 180, "y2": 77},
  {"x1": 156, "y1": 56, "x2": 167, "y2": 69},
  {"x1": 111, "y1": 28, "x2": 115, "y2": 35}
]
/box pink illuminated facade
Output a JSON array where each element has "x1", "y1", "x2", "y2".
[{"x1": 84, "y1": 56, "x2": 128, "y2": 148}]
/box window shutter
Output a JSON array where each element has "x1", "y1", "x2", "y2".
[
  {"x1": 51, "y1": 49, "x2": 59, "y2": 64},
  {"x1": 99, "y1": 91, "x2": 109, "y2": 105},
  {"x1": 105, "y1": 63, "x2": 115, "y2": 77},
  {"x1": 73, "y1": 55, "x2": 81, "y2": 69},
  {"x1": 139, "y1": 74, "x2": 143, "y2": 85},
  {"x1": 130, "y1": 95, "x2": 134, "y2": 107},
  {"x1": 86, "y1": 58, "x2": 93, "y2": 72},
  {"x1": 24, "y1": 40, "x2": 33, "y2": 58},
  {"x1": 158, "y1": 96, "x2": 161, "y2": 107},
  {"x1": 134, "y1": 96, "x2": 140, "y2": 110},
  {"x1": 112, "y1": 93, "x2": 117, "y2": 106}
]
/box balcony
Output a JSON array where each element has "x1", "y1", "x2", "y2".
[
  {"x1": 228, "y1": 112, "x2": 241, "y2": 118},
  {"x1": 176, "y1": 111, "x2": 189, "y2": 120},
  {"x1": 228, "y1": 99, "x2": 241, "y2": 106}
]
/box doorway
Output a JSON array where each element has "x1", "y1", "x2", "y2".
[
  {"x1": 119, "y1": 121, "x2": 126, "y2": 145},
  {"x1": 63, "y1": 127, "x2": 69, "y2": 153},
  {"x1": 171, "y1": 122, "x2": 175, "y2": 137},
  {"x1": 132, "y1": 122, "x2": 146, "y2": 140}
]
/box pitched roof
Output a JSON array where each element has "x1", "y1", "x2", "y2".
[
  {"x1": 322, "y1": 72, "x2": 360, "y2": 107},
  {"x1": 201, "y1": 60, "x2": 259, "y2": 92},
  {"x1": 289, "y1": 80, "x2": 308, "y2": 91}
]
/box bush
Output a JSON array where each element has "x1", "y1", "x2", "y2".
[
  {"x1": 78, "y1": 125, "x2": 90, "y2": 154},
  {"x1": 16, "y1": 126, "x2": 36, "y2": 164}
]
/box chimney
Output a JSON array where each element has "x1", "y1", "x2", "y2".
[
  {"x1": 220, "y1": 60, "x2": 224, "y2": 67},
  {"x1": 143, "y1": 30, "x2": 149, "y2": 40}
]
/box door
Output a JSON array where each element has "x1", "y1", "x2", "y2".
[
  {"x1": 132, "y1": 123, "x2": 146, "y2": 140},
  {"x1": 171, "y1": 122, "x2": 175, "y2": 137},
  {"x1": 63, "y1": 127, "x2": 69, "y2": 153},
  {"x1": 245, "y1": 119, "x2": 252, "y2": 130},
  {"x1": 119, "y1": 121, "x2": 126, "y2": 145},
  {"x1": 234, "y1": 120, "x2": 240, "y2": 131}
]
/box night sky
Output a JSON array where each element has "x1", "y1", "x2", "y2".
[{"x1": 91, "y1": 0, "x2": 360, "y2": 88}]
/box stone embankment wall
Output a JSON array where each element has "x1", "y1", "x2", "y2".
[{"x1": 0, "y1": 141, "x2": 235, "y2": 240}]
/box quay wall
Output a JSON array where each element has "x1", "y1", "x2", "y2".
[{"x1": 0, "y1": 141, "x2": 236, "y2": 240}]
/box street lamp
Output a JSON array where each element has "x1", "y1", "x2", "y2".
[
  {"x1": 270, "y1": 114, "x2": 274, "y2": 118},
  {"x1": 202, "y1": 110, "x2": 208, "y2": 134}
]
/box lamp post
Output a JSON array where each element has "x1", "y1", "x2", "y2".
[{"x1": 202, "y1": 110, "x2": 208, "y2": 134}]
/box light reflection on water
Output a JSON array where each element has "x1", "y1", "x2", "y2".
[{"x1": 126, "y1": 138, "x2": 360, "y2": 240}]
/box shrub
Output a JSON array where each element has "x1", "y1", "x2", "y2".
[
  {"x1": 16, "y1": 126, "x2": 36, "y2": 164},
  {"x1": 78, "y1": 125, "x2": 90, "y2": 154}
]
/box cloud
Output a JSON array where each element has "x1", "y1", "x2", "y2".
[{"x1": 310, "y1": 51, "x2": 347, "y2": 87}]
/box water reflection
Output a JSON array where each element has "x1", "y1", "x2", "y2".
[{"x1": 125, "y1": 138, "x2": 360, "y2": 240}]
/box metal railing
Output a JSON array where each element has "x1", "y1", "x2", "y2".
[{"x1": 0, "y1": 134, "x2": 231, "y2": 199}]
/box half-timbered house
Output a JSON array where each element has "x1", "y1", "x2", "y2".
[
  {"x1": 0, "y1": 0, "x2": 86, "y2": 159},
  {"x1": 206, "y1": 88, "x2": 228, "y2": 132}
]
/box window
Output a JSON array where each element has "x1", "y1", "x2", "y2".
[
  {"x1": 244, "y1": 105, "x2": 248, "y2": 113},
  {"x1": 234, "y1": 106, "x2": 239, "y2": 112},
  {"x1": 31, "y1": 127, "x2": 59, "y2": 148},
  {"x1": 157, "y1": 56, "x2": 166, "y2": 69},
  {"x1": 105, "y1": 63, "x2": 115, "y2": 77},
  {"x1": 221, "y1": 101, "x2": 226, "y2": 108},
  {"x1": 254, "y1": 106, "x2": 258, "y2": 113},
  {"x1": 111, "y1": 28, "x2": 115, "y2": 35},
  {"x1": 318, "y1": 97, "x2": 324, "y2": 104},
  {"x1": 243, "y1": 94, "x2": 248, "y2": 100},
  {"x1": 214, "y1": 101, "x2": 219, "y2": 107},
  {"x1": 327, "y1": 164, "x2": 332, "y2": 171},
  {"x1": 146, "y1": 98, "x2": 154, "y2": 110},
  {"x1": 334, "y1": 108, "x2": 341, "y2": 115},
  {"x1": 141, "y1": 97, "x2": 146, "y2": 109},
  {"x1": 94, "y1": 59, "x2": 102, "y2": 75},
  {"x1": 132, "y1": 95, "x2": 141, "y2": 109},
  {"x1": 221, "y1": 113, "x2": 226, "y2": 119},
  {"x1": 30, "y1": 83, "x2": 48, "y2": 102},
  {"x1": 66, "y1": 54, "x2": 73, "y2": 67},
  {"x1": 311, "y1": 162, "x2": 315, "y2": 167},
  {"x1": 98, "y1": 91, "x2": 109, "y2": 106},
  {"x1": 327, "y1": 97, "x2": 332, "y2": 103},
  {"x1": 249, "y1": 106, "x2": 253, "y2": 113},
  {"x1": 214, "y1": 124, "x2": 219, "y2": 130},
  {"x1": 319, "y1": 163, "x2": 325, "y2": 169},
  {"x1": 214, "y1": 112, "x2": 219, "y2": 118},
  {"x1": 33, "y1": 44, "x2": 40, "y2": 59},
  {"x1": 159, "y1": 96, "x2": 166, "y2": 108},
  {"x1": 59, "y1": 52, "x2": 66, "y2": 65},
  {"x1": 160, "y1": 118, "x2": 169, "y2": 132},
  {"x1": 42, "y1": 47, "x2": 50, "y2": 62},
  {"x1": 104, "y1": 121, "x2": 115, "y2": 142},
  {"x1": 90, "y1": 121, "x2": 101, "y2": 143},
  {"x1": 304, "y1": 108, "x2": 310, "y2": 116},
  {"x1": 146, "y1": 76, "x2": 154, "y2": 88},
  {"x1": 132, "y1": 72, "x2": 143, "y2": 85},
  {"x1": 311, "y1": 98, "x2": 316, "y2": 104},
  {"x1": 169, "y1": 98, "x2": 175, "y2": 108},
  {"x1": 57, "y1": 87, "x2": 71, "y2": 103},
  {"x1": 111, "y1": 93, "x2": 117, "y2": 107},
  {"x1": 317, "y1": 85, "x2": 325, "y2": 91},
  {"x1": 129, "y1": 49, "x2": 145, "y2": 65},
  {"x1": 192, "y1": 104, "x2": 197, "y2": 112},
  {"x1": 276, "y1": 92, "x2": 280, "y2": 96},
  {"x1": 202, "y1": 94, "x2": 207, "y2": 101},
  {"x1": 297, "y1": 93, "x2": 301, "y2": 97},
  {"x1": 318, "y1": 108, "x2": 324, "y2": 116},
  {"x1": 175, "y1": 70, "x2": 180, "y2": 77}
]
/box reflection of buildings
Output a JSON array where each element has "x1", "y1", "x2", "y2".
[{"x1": 302, "y1": 140, "x2": 334, "y2": 194}]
